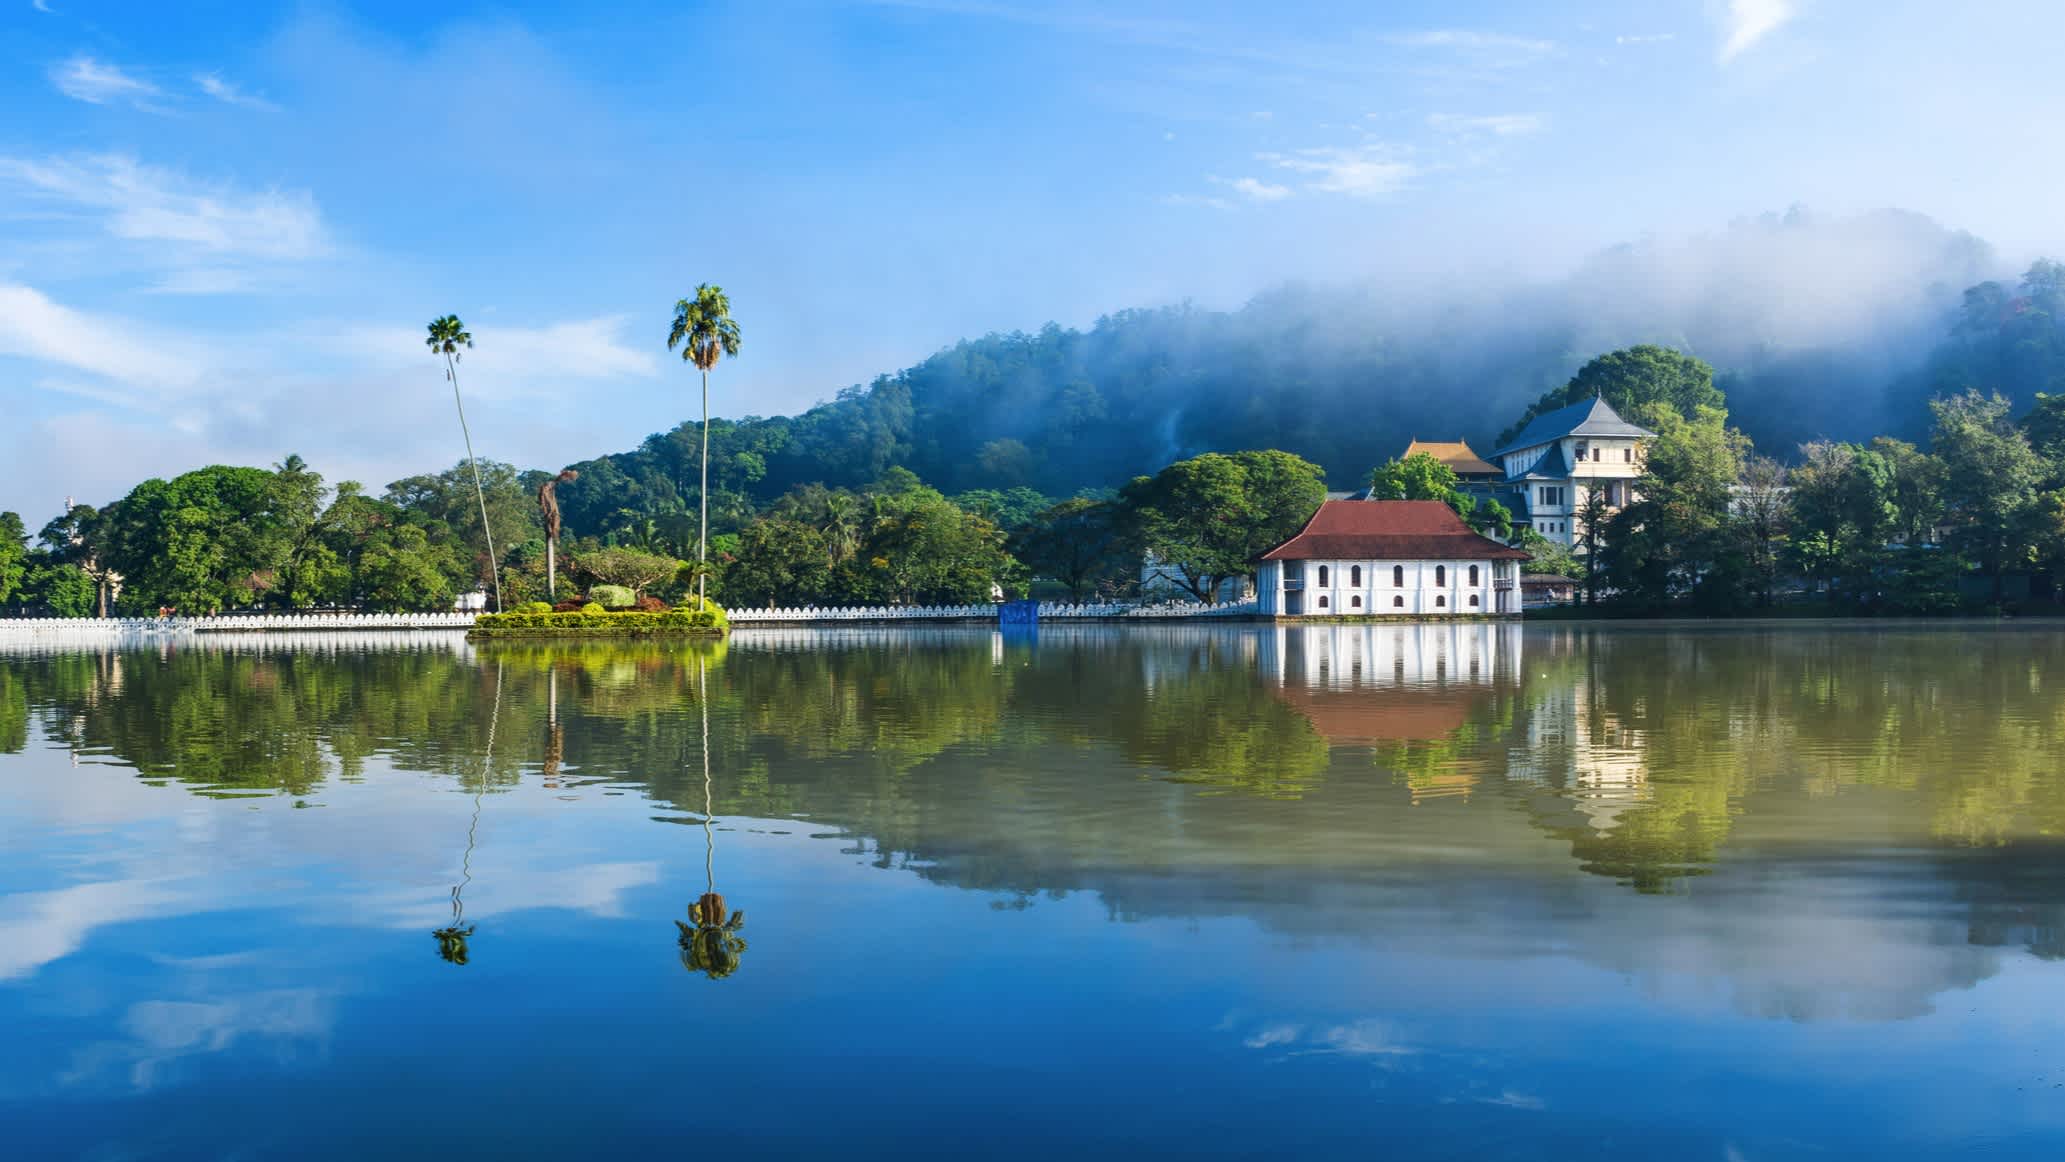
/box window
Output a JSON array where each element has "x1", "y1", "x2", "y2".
[
  {"x1": 1468, "y1": 565, "x2": 1480, "y2": 586},
  {"x1": 1435, "y1": 565, "x2": 1446, "y2": 586},
  {"x1": 1318, "y1": 595, "x2": 1329, "y2": 609},
  {"x1": 1351, "y1": 595, "x2": 1362, "y2": 609},
  {"x1": 1351, "y1": 565, "x2": 1362, "y2": 587},
  {"x1": 1539, "y1": 485, "x2": 1564, "y2": 507},
  {"x1": 1575, "y1": 444, "x2": 1588, "y2": 462},
  {"x1": 1317, "y1": 565, "x2": 1329, "y2": 587},
  {"x1": 1392, "y1": 595, "x2": 1404, "y2": 608},
  {"x1": 1393, "y1": 565, "x2": 1404, "y2": 587},
  {"x1": 1624, "y1": 448, "x2": 1633, "y2": 463},
  {"x1": 1436, "y1": 595, "x2": 1446, "y2": 608},
  {"x1": 1469, "y1": 594, "x2": 1480, "y2": 608}
]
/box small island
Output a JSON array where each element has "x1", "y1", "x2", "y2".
[{"x1": 468, "y1": 597, "x2": 727, "y2": 639}]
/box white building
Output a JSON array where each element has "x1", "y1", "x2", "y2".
[
  {"x1": 1256, "y1": 500, "x2": 1528, "y2": 617},
  {"x1": 1491, "y1": 396, "x2": 1655, "y2": 549}
]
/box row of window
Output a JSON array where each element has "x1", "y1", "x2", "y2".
[
  {"x1": 1574, "y1": 445, "x2": 1634, "y2": 463},
  {"x1": 1315, "y1": 594, "x2": 1482, "y2": 609},
  {"x1": 1313, "y1": 565, "x2": 1480, "y2": 587},
  {"x1": 1537, "y1": 521, "x2": 1566, "y2": 534}
]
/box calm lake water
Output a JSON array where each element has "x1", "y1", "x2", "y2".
[{"x1": 3, "y1": 623, "x2": 2065, "y2": 1159}]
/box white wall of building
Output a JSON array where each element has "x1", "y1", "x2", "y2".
[{"x1": 1258, "y1": 558, "x2": 1520, "y2": 616}]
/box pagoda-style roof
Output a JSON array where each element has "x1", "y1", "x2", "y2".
[
  {"x1": 1509, "y1": 443, "x2": 1573, "y2": 481},
  {"x1": 1403, "y1": 439, "x2": 1501, "y2": 478},
  {"x1": 1493, "y1": 396, "x2": 1656, "y2": 457},
  {"x1": 1260, "y1": 500, "x2": 1530, "y2": 562}
]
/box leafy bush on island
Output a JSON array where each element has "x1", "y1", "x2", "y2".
[
  {"x1": 589, "y1": 584, "x2": 636, "y2": 609},
  {"x1": 471, "y1": 603, "x2": 728, "y2": 635}
]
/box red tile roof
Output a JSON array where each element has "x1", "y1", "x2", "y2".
[{"x1": 1260, "y1": 500, "x2": 1531, "y2": 562}]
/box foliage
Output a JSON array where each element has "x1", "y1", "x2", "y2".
[
  {"x1": 1500, "y1": 345, "x2": 1724, "y2": 447},
  {"x1": 1367, "y1": 452, "x2": 1512, "y2": 537},
  {"x1": 1596, "y1": 404, "x2": 1751, "y2": 611},
  {"x1": 571, "y1": 546, "x2": 681, "y2": 594},
  {"x1": 1122, "y1": 450, "x2": 1327, "y2": 605},
  {"x1": 720, "y1": 518, "x2": 832, "y2": 607},
  {"x1": 1930, "y1": 390, "x2": 2051, "y2": 602},
  {"x1": 1007, "y1": 498, "x2": 1131, "y2": 602},
  {"x1": 470, "y1": 606, "x2": 728, "y2": 634},
  {"x1": 589, "y1": 584, "x2": 636, "y2": 609},
  {"x1": 0, "y1": 512, "x2": 25, "y2": 606}
]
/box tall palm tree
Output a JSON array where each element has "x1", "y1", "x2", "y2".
[
  {"x1": 426, "y1": 314, "x2": 502, "y2": 612},
  {"x1": 666, "y1": 285, "x2": 742, "y2": 610},
  {"x1": 537, "y1": 468, "x2": 578, "y2": 599}
]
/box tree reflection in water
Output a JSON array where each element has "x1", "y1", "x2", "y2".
[
  {"x1": 434, "y1": 661, "x2": 503, "y2": 966},
  {"x1": 677, "y1": 653, "x2": 747, "y2": 979}
]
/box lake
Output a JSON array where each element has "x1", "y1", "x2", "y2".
[{"x1": 3, "y1": 622, "x2": 2064, "y2": 1159}]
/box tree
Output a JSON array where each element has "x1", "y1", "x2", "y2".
[
  {"x1": 571, "y1": 546, "x2": 682, "y2": 596},
  {"x1": 0, "y1": 512, "x2": 26, "y2": 607},
  {"x1": 39, "y1": 504, "x2": 116, "y2": 617},
  {"x1": 537, "y1": 468, "x2": 579, "y2": 599},
  {"x1": 1368, "y1": 452, "x2": 1511, "y2": 538},
  {"x1": 1500, "y1": 345, "x2": 1724, "y2": 446},
  {"x1": 668, "y1": 284, "x2": 743, "y2": 611},
  {"x1": 426, "y1": 314, "x2": 501, "y2": 611},
  {"x1": 1008, "y1": 498, "x2": 1129, "y2": 602},
  {"x1": 839, "y1": 486, "x2": 1019, "y2": 604},
  {"x1": 22, "y1": 561, "x2": 95, "y2": 616},
  {"x1": 1597, "y1": 404, "x2": 1751, "y2": 610},
  {"x1": 1573, "y1": 487, "x2": 1615, "y2": 604},
  {"x1": 1733, "y1": 456, "x2": 1790, "y2": 607},
  {"x1": 1121, "y1": 450, "x2": 1327, "y2": 605},
  {"x1": 721, "y1": 518, "x2": 832, "y2": 607},
  {"x1": 1931, "y1": 390, "x2": 2047, "y2": 603}
]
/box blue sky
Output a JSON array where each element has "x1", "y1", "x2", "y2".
[{"x1": 3, "y1": 0, "x2": 2063, "y2": 518}]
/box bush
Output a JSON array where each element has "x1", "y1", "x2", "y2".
[
  {"x1": 632, "y1": 594, "x2": 668, "y2": 612},
  {"x1": 552, "y1": 599, "x2": 587, "y2": 612},
  {"x1": 470, "y1": 604, "x2": 729, "y2": 635},
  {"x1": 516, "y1": 601, "x2": 554, "y2": 614},
  {"x1": 581, "y1": 602, "x2": 605, "y2": 614},
  {"x1": 589, "y1": 584, "x2": 635, "y2": 609}
]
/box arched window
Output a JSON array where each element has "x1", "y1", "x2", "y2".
[
  {"x1": 1469, "y1": 594, "x2": 1480, "y2": 607},
  {"x1": 1435, "y1": 565, "x2": 1446, "y2": 586},
  {"x1": 1318, "y1": 595, "x2": 1329, "y2": 609},
  {"x1": 1350, "y1": 565, "x2": 1362, "y2": 587},
  {"x1": 1351, "y1": 595, "x2": 1362, "y2": 609},
  {"x1": 1436, "y1": 595, "x2": 1446, "y2": 608},
  {"x1": 1392, "y1": 595, "x2": 1404, "y2": 608},
  {"x1": 1468, "y1": 565, "x2": 1480, "y2": 586},
  {"x1": 1393, "y1": 565, "x2": 1404, "y2": 587},
  {"x1": 1317, "y1": 565, "x2": 1329, "y2": 587}
]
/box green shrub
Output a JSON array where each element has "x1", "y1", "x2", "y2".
[
  {"x1": 589, "y1": 584, "x2": 635, "y2": 609},
  {"x1": 471, "y1": 605, "x2": 728, "y2": 635},
  {"x1": 581, "y1": 602, "x2": 605, "y2": 614},
  {"x1": 516, "y1": 601, "x2": 554, "y2": 614}
]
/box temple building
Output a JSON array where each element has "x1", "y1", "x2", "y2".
[
  {"x1": 1256, "y1": 499, "x2": 1529, "y2": 617},
  {"x1": 1489, "y1": 396, "x2": 1656, "y2": 548}
]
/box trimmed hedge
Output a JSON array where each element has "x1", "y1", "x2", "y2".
[{"x1": 470, "y1": 605, "x2": 728, "y2": 636}]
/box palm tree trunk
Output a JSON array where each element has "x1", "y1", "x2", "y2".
[
  {"x1": 446, "y1": 353, "x2": 503, "y2": 612},
  {"x1": 546, "y1": 537, "x2": 556, "y2": 600},
  {"x1": 698, "y1": 367, "x2": 710, "y2": 611}
]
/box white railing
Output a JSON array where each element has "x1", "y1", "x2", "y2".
[
  {"x1": 726, "y1": 599, "x2": 1260, "y2": 623},
  {"x1": 0, "y1": 613, "x2": 478, "y2": 636}
]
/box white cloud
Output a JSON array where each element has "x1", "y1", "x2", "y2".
[
  {"x1": 195, "y1": 73, "x2": 281, "y2": 113},
  {"x1": 328, "y1": 316, "x2": 661, "y2": 386},
  {"x1": 1260, "y1": 145, "x2": 1418, "y2": 198},
  {"x1": 33, "y1": 0, "x2": 56, "y2": 12},
  {"x1": 1210, "y1": 175, "x2": 1293, "y2": 202},
  {"x1": 1387, "y1": 29, "x2": 1557, "y2": 58},
  {"x1": 50, "y1": 55, "x2": 162, "y2": 108},
  {"x1": 1162, "y1": 193, "x2": 1234, "y2": 211},
  {"x1": 1615, "y1": 33, "x2": 1676, "y2": 45},
  {"x1": 0, "y1": 154, "x2": 328, "y2": 261},
  {"x1": 1427, "y1": 112, "x2": 1548, "y2": 137},
  {"x1": 0, "y1": 283, "x2": 210, "y2": 391},
  {"x1": 1719, "y1": 0, "x2": 1795, "y2": 62}
]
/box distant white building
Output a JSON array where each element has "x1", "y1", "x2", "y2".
[
  {"x1": 1256, "y1": 500, "x2": 1528, "y2": 617},
  {"x1": 453, "y1": 589, "x2": 490, "y2": 612},
  {"x1": 1491, "y1": 397, "x2": 1655, "y2": 549}
]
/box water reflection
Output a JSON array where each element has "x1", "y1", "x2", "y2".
[{"x1": 677, "y1": 652, "x2": 748, "y2": 979}]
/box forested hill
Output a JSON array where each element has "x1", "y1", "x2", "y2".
[{"x1": 540, "y1": 208, "x2": 2061, "y2": 539}]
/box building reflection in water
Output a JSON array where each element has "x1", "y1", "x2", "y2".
[{"x1": 1258, "y1": 622, "x2": 1526, "y2": 804}]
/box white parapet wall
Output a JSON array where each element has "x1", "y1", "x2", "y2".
[
  {"x1": 725, "y1": 599, "x2": 1260, "y2": 623},
  {"x1": 0, "y1": 613, "x2": 480, "y2": 639}
]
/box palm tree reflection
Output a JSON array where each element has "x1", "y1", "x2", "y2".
[
  {"x1": 677, "y1": 653, "x2": 747, "y2": 978},
  {"x1": 434, "y1": 661, "x2": 503, "y2": 966}
]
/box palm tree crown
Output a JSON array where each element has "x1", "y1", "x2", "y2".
[
  {"x1": 667, "y1": 286, "x2": 742, "y2": 371},
  {"x1": 426, "y1": 315, "x2": 473, "y2": 360}
]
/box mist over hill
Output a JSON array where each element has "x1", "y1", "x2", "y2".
[{"x1": 545, "y1": 207, "x2": 2053, "y2": 537}]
